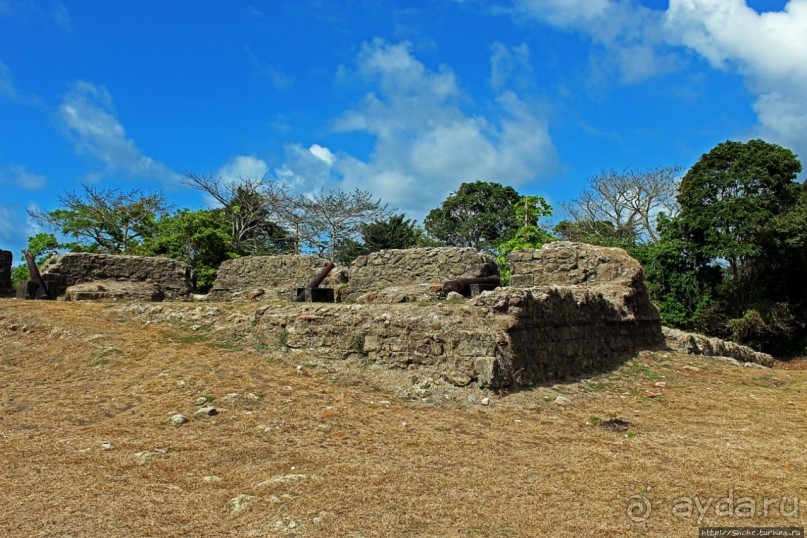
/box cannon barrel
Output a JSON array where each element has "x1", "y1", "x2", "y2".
[
  {"x1": 295, "y1": 262, "x2": 335, "y2": 302},
  {"x1": 24, "y1": 250, "x2": 51, "y2": 299},
  {"x1": 442, "y1": 275, "x2": 500, "y2": 297}
]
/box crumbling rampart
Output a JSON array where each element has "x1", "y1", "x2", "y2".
[
  {"x1": 209, "y1": 255, "x2": 344, "y2": 301},
  {"x1": 348, "y1": 248, "x2": 497, "y2": 293},
  {"x1": 39, "y1": 253, "x2": 193, "y2": 300}
]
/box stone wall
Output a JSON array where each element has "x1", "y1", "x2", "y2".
[
  {"x1": 119, "y1": 280, "x2": 664, "y2": 389},
  {"x1": 120, "y1": 240, "x2": 773, "y2": 388},
  {"x1": 472, "y1": 285, "x2": 663, "y2": 386},
  {"x1": 348, "y1": 247, "x2": 498, "y2": 293},
  {"x1": 0, "y1": 249, "x2": 12, "y2": 297},
  {"x1": 509, "y1": 241, "x2": 643, "y2": 288},
  {"x1": 209, "y1": 255, "x2": 345, "y2": 301},
  {"x1": 40, "y1": 253, "x2": 193, "y2": 300},
  {"x1": 662, "y1": 327, "x2": 775, "y2": 367}
]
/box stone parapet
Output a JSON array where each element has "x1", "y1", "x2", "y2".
[
  {"x1": 348, "y1": 247, "x2": 498, "y2": 293},
  {"x1": 39, "y1": 253, "x2": 193, "y2": 300},
  {"x1": 209, "y1": 255, "x2": 344, "y2": 301}
]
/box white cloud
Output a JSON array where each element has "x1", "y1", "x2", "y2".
[
  {"x1": 0, "y1": 57, "x2": 14, "y2": 99},
  {"x1": 490, "y1": 42, "x2": 532, "y2": 91},
  {"x1": 0, "y1": 165, "x2": 46, "y2": 190},
  {"x1": 308, "y1": 144, "x2": 336, "y2": 166},
  {"x1": 665, "y1": 0, "x2": 807, "y2": 158},
  {"x1": 276, "y1": 143, "x2": 339, "y2": 193},
  {"x1": 59, "y1": 81, "x2": 180, "y2": 185},
  {"x1": 505, "y1": 0, "x2": 807, "y2": 161},
  {"x1": 25, "y1": 202, "x2": 43, "y2": 235},
  {"x1": 283, "y1": 40, "x2": 557, "y2": 217},
  {"x1": 0, "y1": 56, "x2": 42, "y2": 106},
  {"x1": 512, "y1": 0, "x2": 682, "y2": 83},
  {"x1": 245, "y1": 46, "x2": 294, "y2": 90},
  {"x1": 216, "y1": 154, "x2": 269, "y2": 181}
]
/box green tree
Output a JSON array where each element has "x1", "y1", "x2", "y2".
[
  {"x1": 182, "y1": 172, "x2": 291, "y2": 256},
  {"x1": 676, "y1": 140, "x2": 801, "y2": 282},
  {"x1": 334, "y1": 214, "x2": 428, "y2": 265},
  {"x1": 553, "y1": 219, "x2": 630, "y2": 248},
  {"x1": 11, "y1": 232, "x2": 62, "y2": 286},
  {"x1": 28, "y1": 185, "x2": 170, "y2": 254},
  {"x1": 424, "y1": 181, "x2": 521, "y2": 251},
  {"x1": 495, "y1": 195, "x2": 554, "y2": 284},
  {"x1": 671, "y1": 139, "x2": 804, "y2": 352},
  {"x1": 142, "y1": 209, "x2": 232, "y2": 291},
  {"x1": 629, "y1": 216, "x2": 720, "y2": 329}
]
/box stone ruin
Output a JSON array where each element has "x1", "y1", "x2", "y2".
[
  {"x1": 116, "y1": 242, "x2": 773, "y2": 388},
  {"x1": 209, "y1": 255, "x2": 345, "y2": 301},
  {"x1": 0, "y1": 249, "x2": 13, "y2": 298},
  {"x1": 348, "y1": 247, "x2": 497, "y2": 300},
  {"x1": 38, "y1": 253, "x2": 193, "y2": 301},
  {"x1": 6, "y1": 243, "x2": 772, "y2": 386}
]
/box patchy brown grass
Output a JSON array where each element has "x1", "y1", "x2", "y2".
[{"x1": 1, "y1": 300, "x2": 805, "y2": 537}]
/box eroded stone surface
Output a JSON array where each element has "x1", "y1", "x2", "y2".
[
  {"x1": 508, "y1": 242, "x2": 644, "y2": 288},
  {"x1": 210, "y1": 255, "x2": 344, "y2": 301},
  {"x1": 348, "y1": 248, "x2": 497, "y2": 294},
  {"x1": 65, "y1": 280, "x2": 165, "y2": 302},
  {"x1": 662, "y1": 327, "x2": 775, "y2": 367},
  {"x1": 39, "y1": 253, "x2": 193, "y2": 300}
]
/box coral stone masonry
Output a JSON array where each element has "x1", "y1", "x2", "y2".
[
  {"x1": 348, "y1": 247, "x2": 498, "y2": 293},
  {"x1": 39, "y1": 253, "x2": 193, "y2": 301},
  {"x1": 9, "y1": 243, "x2": 772, "y2": 388},
  {"x1": 210, "y1": 255, "x2": 344, "y2": 301}
]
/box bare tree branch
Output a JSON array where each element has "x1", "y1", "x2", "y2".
[
  {"x1": 293, "y1": 188, "x2": 391, "y2": 260},
  {"x1": 561, "y1": 166, "x2": 681, "y2": 244},
  {"x1": 182, "y1": 172, "x2": 292, "y2": 255}
]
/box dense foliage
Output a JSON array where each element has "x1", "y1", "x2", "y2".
[
  {"x1": 562, "y1": 141, "x2": 806, "y2": 354},
  {"x1": 424, "y1": 181, "x2": 522, "y2": 251},
  {"x1": 668, "y1": 140, "x2": 805, "y2": 353},
  {"x1": 495, "y1": 196, "x2": 554, "y2": 284}
]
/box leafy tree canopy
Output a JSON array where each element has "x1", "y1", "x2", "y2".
[
  {"x1": 676, "y1": 139, "x2": 801, "y2": 273},
  {"x1": 29, "y1": 185, "x2": 170, "y2": 254},
  {"x1": 424, "y1": 181, "x2": 521, "y2": 251}
]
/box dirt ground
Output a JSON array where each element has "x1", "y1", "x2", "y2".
[{"x1": 1, "y1": 299, "x2": 805, "y2": 537}]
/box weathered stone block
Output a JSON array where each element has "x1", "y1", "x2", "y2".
[
  {"x1": 39, "y1": 253, "x2": 193, "y2": 300},
  {"x1": 349, "y1": 247, "x2": 498, "y2": 294},
  {"x1": 210, "y1": 255, "x2": 343, "y2": 301}
]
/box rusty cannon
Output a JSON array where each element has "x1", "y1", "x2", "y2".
[
  {"x1": 442, "y1": 275, "x2": 500, "y2": 297},
  {"x1": 16, "y1": 250, "x2": 53, "y2": 300},
  {"x1": 294, "y1": 261, "x2": 336, "y2": 302}
]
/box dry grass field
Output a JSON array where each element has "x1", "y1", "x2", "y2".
[{"x1": 1, "y1": 299, "x2": 805, "y2": 537}]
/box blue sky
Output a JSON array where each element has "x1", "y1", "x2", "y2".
[{"x1": 1, "y1": 0, "x2": 805, "y2": 260}]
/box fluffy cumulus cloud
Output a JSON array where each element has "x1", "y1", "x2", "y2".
[
  {"x1": 275, "y1": 143, "x2": 341, "y2": 194},
  {"x1": 59, "y1": 81, "x2": 180, "y2": 185},
  {"x1": 508, "y1": 0, "x2": 807, "y2": 160},
  {"x1": 280, "y1": 40, "x2": 557, "y2": 216},
  {"x1": 216, "y1": 154, "x2": 269, "y2": 181},
  {"x1": 666, "y1": 0, "x2": 807, "y2": 158}
]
